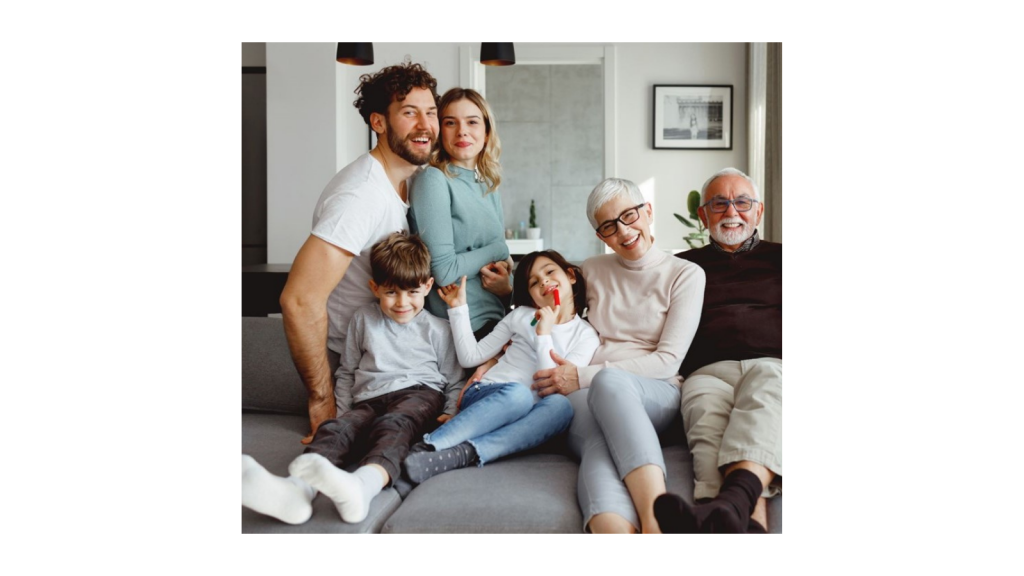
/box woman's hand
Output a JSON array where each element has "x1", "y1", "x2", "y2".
[
  {"x1": 438, "y1": 276, "x2": 467, "y2": 308},
  {"x1": 480, "y1": 260, "x2": 512, "y2": 298},
  {"x1": 535, "y1": 304, "x2": 560, "y2": 336},
  {"x1": 532, "y1": 350, "x2": 580, "y2": 397}
]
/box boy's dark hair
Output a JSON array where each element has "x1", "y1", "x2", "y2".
[
  {"x1": 511, "y1": 250, "x2": 588, "y2": 317},
  {"x1": 353, "y1": 61, "x2": 439, "y2": 126},
  {"x1": 370, "y1": 232, "x2": 432, "y2": 290}
]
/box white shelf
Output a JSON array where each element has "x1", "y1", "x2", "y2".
[{"x1": 506, "y1": 238, "x2": 544, "y2": 255}]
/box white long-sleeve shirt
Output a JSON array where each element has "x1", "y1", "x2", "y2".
[{"x1": 447, "y1": 305, "x2": 600, "y2": 398}]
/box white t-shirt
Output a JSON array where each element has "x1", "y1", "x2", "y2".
[
  {"x1": 311, "y1": 153, "x2": 409, "y2": 353},
  {"x1": 447, "y1": 304, "x2": 601, "y2": 401}
]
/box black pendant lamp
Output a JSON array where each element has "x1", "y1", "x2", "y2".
[
  {"x1": 336, "y1": 43, "x2": 374, "y2": 65},
  {"x1": 480, "y1": 43, "x2": 515, "y2": 66}
]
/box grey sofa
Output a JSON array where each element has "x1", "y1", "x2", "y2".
[{"x1": 242, "y1": 317, "x2": 781, "y2": 533}]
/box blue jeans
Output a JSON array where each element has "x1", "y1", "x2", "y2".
[{"x1": 423, "y1": 382, "x2": 573, "y2": 465}]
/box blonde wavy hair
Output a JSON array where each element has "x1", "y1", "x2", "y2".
[{"x1": 430, "y1": 88, "x2": 503, "y2": 193}]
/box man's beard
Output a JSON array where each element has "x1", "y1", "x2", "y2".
[
  {"x1": 386, "y1": 117, "x2": 434, "y2": 166},
  {"x1": 710, "y1": 216, "x2": 753, "y2": 246}
]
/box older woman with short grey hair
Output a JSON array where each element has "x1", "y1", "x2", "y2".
[{"x1": 532, "y1": 177, "x2": 705, "y2": 533}]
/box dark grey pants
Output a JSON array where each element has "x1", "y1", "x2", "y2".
[{"x1": 304, "y1": 377, "x2": 443, "y2": 487}]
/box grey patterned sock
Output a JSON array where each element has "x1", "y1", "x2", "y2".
[{"x1": 403, "y1": 441, "x2": 478, "y2": 484}]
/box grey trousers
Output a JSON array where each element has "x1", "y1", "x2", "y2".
[
  {"x1": 681, "y1": 357, "x2": 782, "y2": 500},
  {"x1": 567, "y1": 368, "x2": 680, "y2": 532}
]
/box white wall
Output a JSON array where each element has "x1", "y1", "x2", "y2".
[
  {"x1": 611, "y1": 43, "x2": 747, "y2": 252},
  {"x1": 263, "y1": 42, "x2": 747, "y2": 262},
  {"x1": 266, "y1": 43, "x2": 337, "y2": 263}
]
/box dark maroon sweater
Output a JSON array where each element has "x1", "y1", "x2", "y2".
[{"x1": 676, "y1": 241, "x2": 782, "y2": 377}]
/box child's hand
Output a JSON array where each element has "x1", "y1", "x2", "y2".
[
  {"x1": 535, "y1": 304, "x2": 560, "y2": 336},
  {"x1": 437, "y1": 414, "x2": 453, "y2": 424},
  {"x1": 438, "y1": 276, "x2": 467, "y2": 308}
]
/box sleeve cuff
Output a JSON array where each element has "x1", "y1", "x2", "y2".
[
  {"x1": 446, "y1": 304, "x2": 469, "y2": 319},
  {"x1": 577, "y1": 363, "x2": 602, "y2": 389}
]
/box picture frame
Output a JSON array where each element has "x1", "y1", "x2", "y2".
[{"x1": 652, "y1": 85, "x2": 733, "y2": 150}]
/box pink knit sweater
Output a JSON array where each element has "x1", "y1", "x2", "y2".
[{"x1": 578, "y1": 247, "x2": 706, "y2": 388}]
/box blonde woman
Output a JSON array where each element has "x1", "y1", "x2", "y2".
[{"x1": 409, "y1": 88, "x2": 511, "y2": 340}]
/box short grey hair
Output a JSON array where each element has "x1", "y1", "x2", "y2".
[
  {"x1": 586, "y1": 178, "x2": 646, "y2": 228},
  {"x1": 700, "y1": 167, "x2": 759, "y2": 202}
]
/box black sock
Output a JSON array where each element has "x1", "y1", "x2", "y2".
[
  {"x1": 654, "y1": 493, "x2": 696, "y2": 533},
  {"x1": 654, "y1": 470, "x2": 763, "y2": 534},
  {"x1": 402, "y1": 441, "x2": 478, "y2": 484}
]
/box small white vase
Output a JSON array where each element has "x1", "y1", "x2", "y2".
[{"x1": 526, "y1": 228, "x2": 541, "y2": 239}]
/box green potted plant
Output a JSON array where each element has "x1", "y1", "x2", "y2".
[
  {"x1": 527, "y1": 199, "x2": 541, "y2": 239},
  {"x1": 674, "y1": 190, "x2": 708, "y2": 249}
]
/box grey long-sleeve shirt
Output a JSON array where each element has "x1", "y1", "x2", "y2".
[{"x1": 334, "y1": 303, "x2": 465, "y2": 415}]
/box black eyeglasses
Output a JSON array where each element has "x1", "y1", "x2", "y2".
[
  {"x1": 702, "y1": 197, "x2": 759, "y2": 214},
  {"x1": 596, "y1": 204, "x2": 646, "y2": 238}
]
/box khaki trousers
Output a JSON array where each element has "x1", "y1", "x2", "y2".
[{"x1": 681, "y1": 358, "x2": 782, "y2": 500}]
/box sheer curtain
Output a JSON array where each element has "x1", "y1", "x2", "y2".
[{"x1": 748, "y1": 42, "x2": 782, "y2": 242}]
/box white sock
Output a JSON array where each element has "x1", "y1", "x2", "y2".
[
  {"x1": 241, "y1": 454, "x2": 316, "y2": 525},
  {"x1": 288, "y1": 454, "x2": 384, "y2": 524}
]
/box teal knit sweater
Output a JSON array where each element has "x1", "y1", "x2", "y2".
[{"x1": 409, "y1": 165, "x2": 510, "y2": 332}]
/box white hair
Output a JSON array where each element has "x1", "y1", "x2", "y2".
[
  {"x1": 586, "y1": 178, "x2": 646, "y2": 228},
  {"x1": 700, "y1": 167, "x2": 759, "y2": 202}
]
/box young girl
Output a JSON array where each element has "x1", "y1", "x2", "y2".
[{"x1": 402, "y1": 250, "x2": 600, "y2": 484}]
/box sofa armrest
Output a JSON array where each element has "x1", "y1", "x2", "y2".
[{"x1": 242, "y1": 317, "x2": 308, "y2": 414}]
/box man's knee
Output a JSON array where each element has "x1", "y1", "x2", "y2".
[
  {"x1": 738, "y1": 359, "x2": 782, "y2": 408},
  {"x1": 681, "y1": 374, "x2": 733, "y2": 406}
]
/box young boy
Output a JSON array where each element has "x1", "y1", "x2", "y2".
[{"x1": 242, "y1": 232, "x2": 464, "y2": 525}]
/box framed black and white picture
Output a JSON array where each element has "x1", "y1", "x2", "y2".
[{"x1": 653, "y1": 85, "x2": 733, "y2": 150}]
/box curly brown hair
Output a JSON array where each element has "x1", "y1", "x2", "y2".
[{"x1": 353, "y1": 61, "x2": 439, "y2": 126}]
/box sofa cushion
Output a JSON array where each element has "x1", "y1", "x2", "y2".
[
  {"x1": 242, "y1": 412, "x2": 400, "y2": 533},
  {"x1": 382, "y1": 453, "x2": 583, "y2": 533},
  {"x1": 242, "y1": 317, "x2": 308, "y2": 415},
  {"x1": 385, "y1": 443, "x2": 701, "y2": 534}
]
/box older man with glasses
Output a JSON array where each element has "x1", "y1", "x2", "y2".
[{"x1": 654, "y1": 167, "x2": 782, "y2": 533}]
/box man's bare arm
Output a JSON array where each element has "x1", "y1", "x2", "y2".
[{"x1": 279, "y1": 235, "x2": 354, "y2": 444}]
